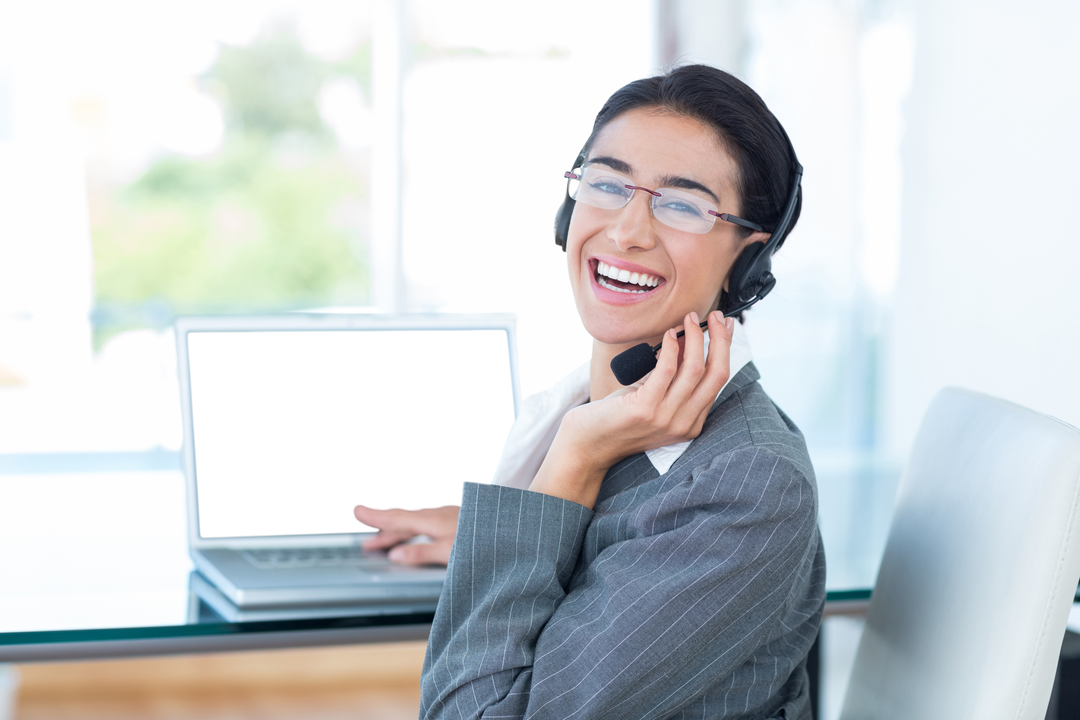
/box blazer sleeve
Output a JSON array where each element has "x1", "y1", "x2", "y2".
[{"x1": 420, "y1": 445, "x2": 819, "y2": 720}]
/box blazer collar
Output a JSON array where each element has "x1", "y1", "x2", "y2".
[{"x1": 713, "y1": 361, "x2": 761, "y2": 409}]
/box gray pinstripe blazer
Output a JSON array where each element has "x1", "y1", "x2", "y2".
[{"x1": 421, "y1": 363, "x2": 826, "y2": 720}]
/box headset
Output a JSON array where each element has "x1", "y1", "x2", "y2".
[{"x1": 554, "y1": 141, "x2": 803, "y2": 319}]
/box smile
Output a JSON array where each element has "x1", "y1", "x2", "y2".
[{"x1": 595, "y1": 261, "x2": 662, "y2": 294}]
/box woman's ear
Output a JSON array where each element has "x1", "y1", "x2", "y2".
[{"x1": 738, "y1": 231, "x2": 771, "y2": 260}]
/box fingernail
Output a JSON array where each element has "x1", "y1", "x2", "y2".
[
  {"x1": 388, "y1": 547, "x2": 405, "y2": 561},
  {"x1": 725, "y1": 317, "x2": 735, "y2": 332},
  {"x1": 689, "y1": 311, "x2": 699, "y2": 325}
]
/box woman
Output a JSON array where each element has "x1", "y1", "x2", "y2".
[{"x1": 355, "y1": 64, "x2": 825, "y2": 720}]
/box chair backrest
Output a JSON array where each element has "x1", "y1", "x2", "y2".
[{"x1": 841, "y1": 387, "x2": 1080, "y2": 720}]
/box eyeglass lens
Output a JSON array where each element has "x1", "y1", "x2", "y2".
[{"x1": 566, "y1": 166, "x2": 719, "y2": 235}]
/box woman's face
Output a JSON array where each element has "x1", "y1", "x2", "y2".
[{"x1": 566, "y1": 108, "x2": 753, "y2": 349}]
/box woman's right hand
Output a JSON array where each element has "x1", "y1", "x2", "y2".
[
  {"x1": 353, "y1": 504, "x2": 460, "y2": 566},
  {"x1": 529, "y1": 311, "x2": 733, "y2": 509}
]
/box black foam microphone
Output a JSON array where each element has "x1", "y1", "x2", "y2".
[
  {"x1": 610, "y1": 341, "x2": 670, "y2": 386},
  {"x1": 609, "y1": 320, "x2": 707, "y2": 386},
  {"x1": 609, "y1": 321, "x2": 717, "y2": 386},
  {"x1": 609, "y1": 299, "x2": 758, "y2": 386}
]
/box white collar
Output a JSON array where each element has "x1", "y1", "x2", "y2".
[{"x1": 492, "y1": 322, "x2": 754, "y2": 489}]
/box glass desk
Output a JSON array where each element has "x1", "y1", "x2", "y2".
[{"x1": 0, "y1": 456, "x2": 887, "y2": 662}]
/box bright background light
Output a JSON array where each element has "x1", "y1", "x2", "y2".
[
  {"x1": 0, "y1": 1, "x2": 1077, "y2": 621},
  {"x1": 2, "y1": 3, "x2": 1079, "y2": 715}
]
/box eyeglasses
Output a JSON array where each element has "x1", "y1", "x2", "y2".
[{"x1": 564, "y1": 165, "x2": 764, "y2": 235}]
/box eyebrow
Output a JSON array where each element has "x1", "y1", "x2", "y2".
[
  {"x1": 585, "y1": 156, "x2": 633, "y2": 175},
  {"x1": 586, "y1": 156, "x2": 721, "y2": 203}
]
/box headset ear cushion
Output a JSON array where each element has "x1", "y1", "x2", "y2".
[
  {"x1": 553, "y1": 197, "x2": 574, "y2": 251},
  {"x1": 726, "y1": 242, "x2": 764, "y2": 305}
]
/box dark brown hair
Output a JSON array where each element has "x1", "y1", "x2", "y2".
[{"x1": 583, "y1": 64, "x2": 801, "y2": 244}]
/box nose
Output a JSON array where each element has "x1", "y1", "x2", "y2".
[{"x1": 606, "y1": 189, "x2": 658, "y2": 252}]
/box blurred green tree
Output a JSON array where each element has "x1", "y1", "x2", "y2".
[
  {"x1": 208, "y1": 25, "x2": 331, "y2": 140},
  {"x1": 90, "y1": 23, "x2": 371, "y2": 346}
]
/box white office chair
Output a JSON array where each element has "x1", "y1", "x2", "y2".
[{"x1": 840, "y1": 387, "x2": 1080, "y2": 720}]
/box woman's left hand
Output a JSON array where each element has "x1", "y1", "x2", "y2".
[
  {"x1": 353, "y1": 504, "x2": 459, "y2": 566},
  {"x1": 529, "y1": 310, "x2": 734, "y2": 509}
]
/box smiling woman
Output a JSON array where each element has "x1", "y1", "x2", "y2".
[{"x1": 355, "y1": 64, "x2": 824, "y2": 720}]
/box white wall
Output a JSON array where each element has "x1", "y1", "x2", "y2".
[
  {"x1": 0, "y1": 7, "x2": 94, "y2": 391},
  {"x1": 400, "y1": 1, "x2": 656, "y2": 398},
  {"x1": 884, "y1": 0, "x2": 1080, "y2": 458},
  {"x1": 655, "y1": 0, "x2": 748, "y2": 75}
]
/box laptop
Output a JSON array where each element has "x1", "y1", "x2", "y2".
[{"x1": 175, "y1": 313, "x2": 520, "y2": 609}]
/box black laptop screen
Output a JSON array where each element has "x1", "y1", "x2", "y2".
[{"x1": 186, "y1": 328, "x2": 516, "y2": 539}]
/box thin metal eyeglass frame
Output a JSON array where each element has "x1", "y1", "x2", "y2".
[{"x1": 564, "y1": 171, "x2": 765, "y2": 234}]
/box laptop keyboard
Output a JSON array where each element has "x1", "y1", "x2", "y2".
[{"x1": 240, "y1": 547, "x2": 387, "y2": 570}]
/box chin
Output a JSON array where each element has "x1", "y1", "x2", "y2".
[{"x1": 579, "y1": 312, "x2": 663, "y2": 348}]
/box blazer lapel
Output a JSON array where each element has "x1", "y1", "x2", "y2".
[{"x1": 712, "y1": 362, "x2": 761, "y2": 410}]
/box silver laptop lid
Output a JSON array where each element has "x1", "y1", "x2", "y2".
[{"x1": 176, "y1": 313, "x2": 520, "y2": 551}]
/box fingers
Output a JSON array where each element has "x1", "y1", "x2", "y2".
[
  {"x1": 353, "y1": 505, "x2": 445, "y2": 537},
  {"x1": 355, "y1": 503, "x2": 453, "y2": 565},
  {"x1": 387, "y1": 539, "x2": 453, "y2": 567},
  {"x1": 362, "y1": 530, "x2": 417, "y2": 551},
  {"x1": 637, "y1": 311, "x2": 719, "y2": 402},
  {"x1": 706, "y1": 311, "x2": 735, "y2": 379},
  {"x1": 687, "y1": 311, "x2": 734, "y2": 410},
  {"x1": 670, "y1": 311, "x2": 707, "y2": 396},
  {"x1": 643, "y1": 326, "x2": 681, "y2": 396},
  {"x1": 653, "y1": 311, "x2": 733, "y2": 437},
  {"x1": 362, "y1": 533, "x2": 451, "y2": 565},
  {"x1": 644, "y1": 311, "x2": 707, "y2": 416},
  {"x1": 354, "y1": 503, "x2": 455, "y2": 567}
]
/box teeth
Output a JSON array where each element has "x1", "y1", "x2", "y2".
[
  {"x1": 598, "y1": 277, "x2": 648, "y2": 294},
  {"x1": 595, "y1": 261, "x2": 661, "y2": 289}
]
